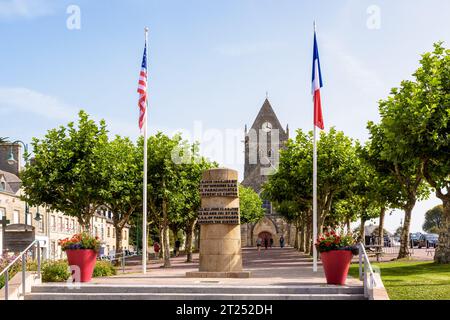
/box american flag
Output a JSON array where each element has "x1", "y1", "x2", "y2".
[{"x1": 137, "y1": 42, "x2": 148, "y2": 131}]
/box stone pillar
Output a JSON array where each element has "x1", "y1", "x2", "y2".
[{"x1": 186, "y1": 168, "x2": 250, "y2": 278}]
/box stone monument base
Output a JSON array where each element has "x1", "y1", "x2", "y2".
[{"x1": 186, "y1": 271, "x2": 251, "y2": 279}]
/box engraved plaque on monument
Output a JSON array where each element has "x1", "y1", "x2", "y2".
[{"x1": 186, "y1": 168, "x2": 250, "y2": 278}]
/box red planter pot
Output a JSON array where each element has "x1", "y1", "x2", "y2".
[
  {"x1": 320, "y1": 250, "x2": 353, "y2": 285},
  {"x1": 66, "y1": 249, "x2": 97, "y2": 283}
]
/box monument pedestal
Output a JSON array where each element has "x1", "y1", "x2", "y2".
[{"x1": 186, "y1": 168, "x2": 251, "y2": 279}]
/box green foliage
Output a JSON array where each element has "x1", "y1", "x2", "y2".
[
  {"x1": 423, "y1": 205, "x2": 444, "y2": 234},
  {"x1": 102, "y1": 136, "x2": 143, "y2": 247},
  {"x1": 41, "y1": 260, "x2": 71, "y2": 282},
  {"x1": 263, "y1": 128, "x2": 361, "y2": 231},
  {"x1": 366, "y1": 43, "x2": 450, "y2": 259},
  {"x1": 20, "y1": 110, "x2": 110, "y2": 229},
  {"x1": 93, "y1": 261, "x2": 117, "y2": 277},
  {"x1": 239, "y1": 185, "x2": 265, "y2": 224},
  {"x1": 0, "y1": 255, "x2": 21, "y2": 289}
]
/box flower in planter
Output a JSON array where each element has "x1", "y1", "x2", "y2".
[
  {"x1": 315, "y1": 230, "x2": 359, "y2": 255},
  {"x1": 58, "y1": 232, "x2": 101, "y2": 252}
]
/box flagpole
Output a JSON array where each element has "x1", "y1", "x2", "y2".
[
  {"x1": 142, "y1": 26, "x2": 149, "y2": 274},
  {"x1": 312, "y1": 20, "x2": 318, "y2": 273}
]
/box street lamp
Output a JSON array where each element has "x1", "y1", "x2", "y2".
[
  {"x1": 7, "y1": 140, "x2": 28, "y2": 166},
  {"x1": 34, "y1": 206, "x2": 42, "y2": 222}
]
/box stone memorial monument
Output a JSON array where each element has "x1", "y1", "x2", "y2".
[{"x1": 186, "y1": 168, "x2": 250, "y2": 278}]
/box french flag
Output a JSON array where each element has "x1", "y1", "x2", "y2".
[{"x1": 311, "y1": 29, "x2": 324, "y2": 130}]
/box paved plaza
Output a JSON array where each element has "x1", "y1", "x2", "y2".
[{"x1": 91, "y1": 247, "x2": 362, "y2": 287}]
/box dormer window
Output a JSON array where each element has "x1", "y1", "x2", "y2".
[{"x1": 0, "y1": 181, "x2": 5, "y2": 191}]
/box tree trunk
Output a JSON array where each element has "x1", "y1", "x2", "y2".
[
  {"x1": 294, "y1": 221, "x2": 299, "y2": 249},
  {"x1": 161, "y1": 197, "x2": 171, "y2": 268},
  {"x1": 114, "y1": 227, "x2": 123, "y2": 266},
  {"x1": 115, "y1": 227, "x2": 123, "y2": 254},
  {"x1": 398, "y1": 203, "x2": 415, "y2": 259},
  {"x1": 185, "y1": 220, "x2": 196, "y2": 263},
  {"x1": 346, "y1": 218, "x2": 351, "y2": 234},
  {"x1": 159, "y1": 227, "x2": 164, "y2": 259},
  {"x1": 162, "y1": 225, "x2": 171, "y2": 267},
  {"x1": 305, "y1": 220, "x2": 313, "y2": 256},
  {"x1": 378, "y1": 207, "x2": 386, "y2": 246},
  {"x1": 435, "y1": 198, "x2": 450, "y2": 264},
  {"x1": 194, "y1": 227, "x2": 200, "y2": 251},
  {"x1": 299, "y1": 223, "x2": 305, "y2": 252},
  {"x1": 359, "y1": 218, "x2": 366, "y2": 244}
]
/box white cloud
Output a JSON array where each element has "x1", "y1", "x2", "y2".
[
  {"x1": 0, "y1": 87, "x2": 140, "y2": 139},
  {"x1": 0, "y1": 0, "x2": 54, "y2": 20},
  {"x1": 0, "y1": 87, "x2": 77, "y2": 120}
]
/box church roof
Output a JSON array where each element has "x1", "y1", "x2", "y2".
[
  {"x1": 0, "y1": 169, "x2": 21, "y2": 194},
  {"x1": 249, "y1": 98, "x2": 286, "y2": 135}
]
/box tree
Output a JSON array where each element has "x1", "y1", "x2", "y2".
[
  {"x1": 423, "y1": 205, "x2": 444, "y2": 234},
  {"x1": 358, "y1": 144, "x2": 404, "y2": 246},
  {"x1": 239, "y1": 185, "x2": 265, "y2": 224},
  {"x1": 368, "y1": 85, "x2": 431, "y2": 258},
  {"x1": 170, "y1": 141, "x2": 216, "y2": 262},
  {"x1": 263, "y1": 128, "x2": 360, "y2": 253},
  {"x1": 21, "y1": 111, "x2": 110, "y2": 230},
  {"x1": 367, "y1": 43, "x2": 450, "y2": 260},
  {"x1": 103, "y1": 136, "x2": 142, "y2": 254},
  {"x1": 410, "y1": 43, "x2": 450, "y2": 263},
  {"x1": 143, "y1": 133, "x2": 201, "y2": 268}
]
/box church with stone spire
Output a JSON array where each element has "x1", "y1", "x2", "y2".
[{"x1": 240, "y1": 98, "x2": 295, "y2": 247}]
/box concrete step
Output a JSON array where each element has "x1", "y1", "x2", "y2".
[
  {"x1": 25, "y1": 292, "x2": 366, "y2": 300},
  {"x1": 30, "y1": 284, "x2": 364, "y2": 295}
]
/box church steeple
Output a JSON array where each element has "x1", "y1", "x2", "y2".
[
  {"x1": 243, "y1": 98, "x2": 289, "y2": 184},
  {"x1": 249, "y1": 98, "x2": 286, "y2": 136}
]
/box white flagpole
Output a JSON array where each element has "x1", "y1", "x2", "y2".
[
  {"x1": 142, "y1": 27, "x2": 149, "y2": 274},
  {"x1": 312, "y1": 21, "x2": 318, "y2": 273}
]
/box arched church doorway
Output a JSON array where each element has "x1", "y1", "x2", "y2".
[
  {"x1": 258, "y1": 231, "x2": 273, "y2": 247},
  {"x1": 252, "y1": 217, "x2": 278, "y2": 246}
]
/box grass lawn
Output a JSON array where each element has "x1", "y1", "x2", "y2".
[{"x1": 349, "y1": 261, "x2": 450, "y2": 300}]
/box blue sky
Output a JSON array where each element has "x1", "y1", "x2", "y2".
[{"x1": 1, "y1": 0, "x2": 449, "y2": 233}]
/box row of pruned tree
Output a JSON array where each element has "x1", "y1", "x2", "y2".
[
  {"x1": 264, "y1": 43, "x2": 449, "y2": 263},
  {"x1": 20, "y1": 111, "x2": 264, "y2": 266}
]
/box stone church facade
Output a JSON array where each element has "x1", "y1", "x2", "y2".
[{"x1": 240, "y1": 99, "x2": 296, "y2": 247}]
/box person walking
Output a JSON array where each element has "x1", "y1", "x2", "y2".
[
  {"x1": 256, "y1": 237, "x2": 262, "y2": 253},
  {"x1": 153, "y1": 241, "x2": 160, "y2": 261},
  {"x1": 279, "y1": 236, "x2": 285, "y2": 249},
  {"x1": 269, "y1": 238, "x2": 274, "y2": 248},
  {"x1": 264, "y1": 238, "x2": 269, "y2": 250}
]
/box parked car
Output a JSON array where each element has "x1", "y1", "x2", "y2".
[
  {"x1": 418, "y1": 234, "x2": 439, "y2": 248},
  {"x1": 409, "y1": 233, "x2": 422, "y2": 247}
]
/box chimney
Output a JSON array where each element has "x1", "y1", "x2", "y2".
[{"x1": 0, "y1": 143, "x2": 22, "y2": 177}]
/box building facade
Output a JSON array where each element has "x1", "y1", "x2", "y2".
[
  {"x1": 0, "y1": 143, "x2": 130, "y2": 259},
  {"x1": 240, "y1": 99, "x2": 296, "y2": 247}
]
